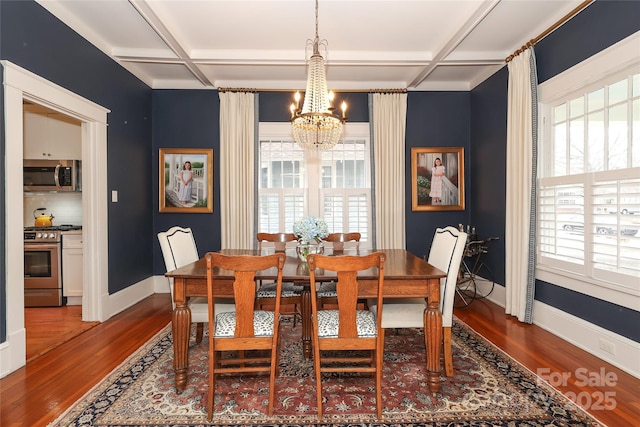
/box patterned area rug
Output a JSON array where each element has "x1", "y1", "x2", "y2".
[{"x1": 51, "y1": 317, "x2": 601, "y2": 426}]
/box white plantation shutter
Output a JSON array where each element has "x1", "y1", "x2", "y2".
[
  {"x1": 258, "y1": 191, "x2": 305, "y2": 234},
  {"x1": 321, "y1": 192, "x2": 371, "y2": 243}
]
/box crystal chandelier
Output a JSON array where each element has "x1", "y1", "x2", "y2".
[{"x1": 290, "y1": 0, "x2": 347, "y2": 151}]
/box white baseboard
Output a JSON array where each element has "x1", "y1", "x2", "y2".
[
  {"x1": 102, "y1": 276, "x2": 167, "y2": 320},
  {"x1": 101, "y1": 276, "x2": 171, "y2": 320},
  {"x1": 533, "y1": 302, "x2": 640, "y2": 378},
  {"x1": 0, "y1": 327, "x2": 26, "y2": 378},
  {"x1": 154, "y1": 275, "x2": 171, "y2": 294},
  {"x1": 65, "y1": 296, "x2": 82, "y2": 306},
  {"x1": 471, "y1": 277, "x2": 640, "y2": 378}
]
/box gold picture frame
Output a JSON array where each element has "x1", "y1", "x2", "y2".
[
  {"x1": 411, "y1": 147, "x2": 465, "y2": 211},
  {"x1": 159, "y1": 148, "x2": 213, "y2": 213}
]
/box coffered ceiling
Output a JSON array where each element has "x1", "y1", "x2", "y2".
[{"x1": 37, "y1": 0, "x2": 588, "y2": 91}]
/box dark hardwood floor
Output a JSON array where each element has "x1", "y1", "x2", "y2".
[
  {"x1": 1, "y1": 293, "x2": 637, "y2": 426},
  {"x1": 25, "y1": 305, "x2": 100, "y2": 363}
]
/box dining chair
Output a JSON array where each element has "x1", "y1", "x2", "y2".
[
  {"x1": 158, "y1": 226, "x2": 234, "y2": 344},
  {"x1": 206, "y1": 252, "x2": 285, "y2": 420},
  {"x1": 316, "y1": 232, "x2": 362, "y2": 308},
  {"x1": 307, "y1": 252, "x2": 386, "y2": 420},
  {"x1": 256, "y1": 232, "x2": 303, "y2": 327},
  {"x1": 323, "y1": 232, "x2": 361, "y2": 253},
  {"x1": 368, "y1": 226, "x2": 467, "y2": 376}
]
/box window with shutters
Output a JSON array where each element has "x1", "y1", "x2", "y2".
[
  {"x1": 258, "y1": 123, "x2": 373, "y2": 249},
  {"x1": 537, "y1": 33, "x2": 640, "y2": 309}
]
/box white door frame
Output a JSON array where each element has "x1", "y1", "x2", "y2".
[{"x1": 1, "y1": 60, "x2": 110, "y2": 376}]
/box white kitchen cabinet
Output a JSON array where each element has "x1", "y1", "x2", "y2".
[
  {"x1": 23, "y1": 111, "x2": 82, "y2": 160},
  {"x1": 62, "y1": 233, "x2": 83, "y2": 305}
]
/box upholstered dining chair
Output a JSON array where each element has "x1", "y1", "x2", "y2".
[
  {"x1": 206, "y1": 252, "x2": 285, "y2": 420},
  {"x1": 158, "y1": 226, "x2": 234, "y2": 344},
  {"x1": 368, "y1": 226, "x2": 467, "y2": 377},
  {"x1": 256, "y1": 232, "x2": 303, "y2": 327},
  {"x1": 307, "y1": 252, "x2": 386, "y2": 420},
  {"x1": 316, "y1": 232, "x2": 362, "y2": 308}
]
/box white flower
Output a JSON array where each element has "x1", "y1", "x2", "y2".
[{"x1": 293, "y1": 216, "x2": 329, "y2": 243}]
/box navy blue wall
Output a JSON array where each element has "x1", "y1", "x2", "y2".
[
  {"x1": 152, "y1": 90, "x2": 222, "y2": 265},
  {"x1": 406, "y1": 92, "x2": 471, "y2": 258},
  {"x1": 0, "y1": 0, "x2": 153, "y2": 308},
  {"x1": 260, "y1": 92, "x2": 370, "y2": 123},
  {"x1": 469, "y1": 68, "x2": 508, "y2": 286},
  {"x1": 469, "y1": 0, "x2": 640, "y2": 341},
  {"x1": 536, "y1": 0, "x2": 640, "y2": 85}
]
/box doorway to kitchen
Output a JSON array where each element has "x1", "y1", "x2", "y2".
[
  {"x1": 22, "y1": 101, "x2": 86, "y2": 360},
  {"x1": 2, "y1": 60, "x2": 110, "y2": 375}
]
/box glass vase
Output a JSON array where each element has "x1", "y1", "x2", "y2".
[{"x1": 296, "y1": 240, "x2": 324, "y2": 262}]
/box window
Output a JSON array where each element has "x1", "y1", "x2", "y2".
[
  {"x1": 537, "y1": 32, "x2": 640, "y2": 309},
  {"x1": 258, "y1": 123, "x2": 373, "y2": 248}
]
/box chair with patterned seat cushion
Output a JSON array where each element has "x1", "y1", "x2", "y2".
[
  {"x1": 206, "y1": 252, "x2": 285, "y2": 421},
  {"x1": 158, "y1": 226, "x2": 234, "y2": 344},
  {"x1": 368, "y1": 226, "x2": 467, "y2": 377},
  {"x1": 316, "y1": 232, "x2": 362, "y2": 308},
  {"x1": 307, "y1": 252, "x2": 386, "y2": 420},
  {"x1": 256, "y1": 232, "x2": 303, "y2": 327}
]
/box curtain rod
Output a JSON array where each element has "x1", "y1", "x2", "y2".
[
  {"x1": 218, "y1": 87, "x2": 258, "y2": 93},
  {"x1": 217, "y1": 88, "x2": 407, "y2": 93},
  {"x1": 505, "y1": 0, "x2": 593, "y2": 63},
  {"x1": 369, "y1": 89, "x2": 407, "y2": 94}
]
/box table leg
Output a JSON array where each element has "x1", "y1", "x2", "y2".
[
  {"x1": 172, "y1": 278, "x2": 191, "y2": 393},
  {"x1": 424, "y1": 277, "x2": 442, "y2": 394},
  {"x1": 300, "y1": 286, "x2": 312, "y2": 359}
]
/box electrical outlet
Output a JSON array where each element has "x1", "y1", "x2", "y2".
[{"x1": 599, "y1": 338, "x2": 616, "y2": 355}]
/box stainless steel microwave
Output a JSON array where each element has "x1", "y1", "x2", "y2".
[{"x1": 24, "y1": 159, "x2": 80, "y2": 192}]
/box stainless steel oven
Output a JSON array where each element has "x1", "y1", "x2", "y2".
[{"x1": 24, "y1": 229, "x2": 63, "y2": 307}]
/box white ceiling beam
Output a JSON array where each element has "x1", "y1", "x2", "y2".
[
  {"x1": 128, "y1": 0, "x2": 212, "y2": 87},
  {"x1": 410, "y1": 0, "x2": 501, "y2": 88}
]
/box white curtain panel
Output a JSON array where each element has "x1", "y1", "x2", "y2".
[
  {"x1": 219, "y1": 91, "x2": 255, "y2": 249},
  {"x1": 371, "y1": 92, "x2": 407, "y2": 250},
  {"x1": 505, "y1": 48, "x2": 538, "y2": 323}
]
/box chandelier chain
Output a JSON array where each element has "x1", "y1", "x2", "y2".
[{"x1": 315, "y1": 0, "x2": 319, "y2": 42}]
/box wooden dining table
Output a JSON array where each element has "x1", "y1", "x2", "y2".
[{"x1": 165, "y1": 248, "x2": 446, "y2": 394}]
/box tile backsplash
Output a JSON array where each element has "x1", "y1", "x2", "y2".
[{"x1": 24, "y1": 192, "x2": 82, "y2": 227}]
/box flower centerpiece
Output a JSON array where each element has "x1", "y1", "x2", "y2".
[{"x1": 293, "y1": 216, "x2": 329, "y2": 262}]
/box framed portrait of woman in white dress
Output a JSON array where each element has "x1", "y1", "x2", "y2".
[
  {"x1": 159, "y1": 148, "x2": 213, "y2": 213},
  {"x1": 411, "y1": 147, "x2": 465, "y2": 211}
]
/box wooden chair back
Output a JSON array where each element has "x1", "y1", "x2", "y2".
[
  {"x1": 207, "y1": 252, "x2": 284, "y2": 340},
  {"x1": 323, "y1": 232, "x2": 361, "y2": 252},
  {"x1": 257, "y1": 232, "x2": 297, "y2": 252},
  {"x1": 255, "y1": 232, "x2": 302, "y2": 326}
]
